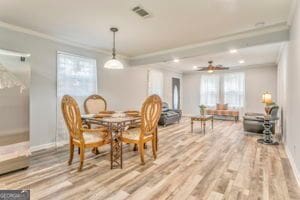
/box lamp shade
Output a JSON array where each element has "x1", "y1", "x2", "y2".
[
  {"x1": 262, "y1": 92, "x2": 272, "y2": 104},
  {"x1": 104, "y1": 58, "x2": 124, "y2": 69}
]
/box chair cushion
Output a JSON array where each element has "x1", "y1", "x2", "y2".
[
  {"x1": 166, "y1": 111, "x2": 179, "y2": 117},
  {"x1": 85, "y1": 99, "x2": 106, "y2": 114},
  {"x1": 243, "y1": 116, "x2": 264, "y2": 122},
  {"x1": 73, "y1": 132, "x2": 107, "y2": 145},
  {"x1": 122, "y1": 128, "x2": 152, "y2": 141}
]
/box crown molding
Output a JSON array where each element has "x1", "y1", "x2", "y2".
[
  {"x1": 182, "y1": 63, "x2": 277, "y2": 75},
  {"x1": 153, "y1": 63, "x2": 183, "y2": 74},
  {"x1": 130, "y1": 22, "x2": 289, "y2": 60},
  {"x1": 137, "y1": 63, "x2": 183, "y2": 74},
  {"x1": 0, "y1": 20, "x2": 289, "y2": 63},
  {"x1": 0, "y1": 21, "x2": 129, "y2": 59},
  {"x1": 129, "y1": 26, "x2": 289, "y2": 67}
]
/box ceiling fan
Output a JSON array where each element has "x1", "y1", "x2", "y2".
[{"x1": 196, "y1": 61, "x2": 229, "y2": 73}]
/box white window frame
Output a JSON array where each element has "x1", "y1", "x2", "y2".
[
  {"x1": 148, "y1": 69, "x2": 164, "y2": 98},
  {"x1": 223, "y1": 72, "x2": 245, "y2": 108},
  {"x1": 56, "y1": 51, "x2": 97, "y2": 145},
  {"x1": 200, "y1": 72, "x2": 245, "y2": 108},
  {"x1": 200, "y1": 74, "x2": 220, "y2": 107}
]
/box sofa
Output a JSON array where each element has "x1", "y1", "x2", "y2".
[
  {"x1": 243, "y1": 104, "x2": 279, "y2": 134},
  {"x1": 158, "y1": 102, "x2": 182, "y2": 126},
  {"x1": 206, "y1": 104, "x2": 239, "y2": 122}
]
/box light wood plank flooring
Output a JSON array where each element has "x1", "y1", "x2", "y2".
[{"x1": 1, "y1": 118, "x2": 299, "y2": 200}]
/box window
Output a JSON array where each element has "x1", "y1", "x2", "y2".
[
  {"x1": 224, "y1": 73, "x2": 245, "y2": 108},
  {"x1": 148, "y1": 69, "x2": 163, "y2": 97},
  {"x1": 57, "y1": 53, "x2": 97, "y2": 97},
  {"x1": 173, "y1": 85, "x2": 179, "y2": 109},
  {"x1": 200, "y1": 72, "x2": 245, "y2": 108},
  {"x1": 200, "y1": 74, "x2": 220, "y2": 107},
  {"x1": 56, "y1": 52, "x2": 97, "y2": 145}
]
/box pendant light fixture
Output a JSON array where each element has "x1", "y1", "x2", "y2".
[{"x1": 104, "y1": 27, "x2": 124, "y2": 69}]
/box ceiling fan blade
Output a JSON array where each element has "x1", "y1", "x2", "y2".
[
  {"x1": 196, "y1": 67, "x2": 208, "y2": 71},
  {"x1": 214, "y1": 67, "x2": 230, "y2": 70}
]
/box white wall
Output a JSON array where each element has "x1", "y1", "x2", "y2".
[
  {"x1": 182, "y1": 65, "x2": 277, "y2": 115},
  {"x1": 101, "y1": 67, "x2": 183, "y2": 111},
  {"x1": 277, "y1": 0, "x2": 300, "y2": 184},
  {"x1": 0, "y1": 26, "x2": 182, "y2": 149},
  {"x1": 101, "y1": 67, "x2": 148, "y2": 111},
  {"x1": 0, "y1": 26, "x2": 111, "y2": 148}
]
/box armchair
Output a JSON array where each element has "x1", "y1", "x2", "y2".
[
  {"x1": 158, "y1": 102, "x2": 182, "y2": 126},
  {"x1": 243, "y1": 104, "x2": 279, "y2": 134}
]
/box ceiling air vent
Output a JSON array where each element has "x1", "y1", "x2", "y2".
[{"x1": 132, "y1": 6, "x2": 151, "y2": 18}]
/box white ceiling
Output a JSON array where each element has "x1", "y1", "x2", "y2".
[
  {"x1": 150, "y1": 43, "x2": 282, "y2": 73},
  {"x1": 0, "y1": 0, "x2": 292, "y2": 57}
]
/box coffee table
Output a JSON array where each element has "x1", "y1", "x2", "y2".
[{"x1": 191, "y1": 115, "x2": 213, "y2": 134}]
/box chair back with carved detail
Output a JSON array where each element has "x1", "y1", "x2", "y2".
[
  {"x1": 61, "y1": 95, "x2": 83, "y2": 141},
  {"x1": 84, "y1": 94, "x2": 107, "y2": 114},
  {"x1": 140, "y1": 95, "x2": 162, "y2": 139}
]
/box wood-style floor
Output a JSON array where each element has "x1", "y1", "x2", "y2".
[{"x1": 1, "y1": 118, "x2": 300, "y2": 200}]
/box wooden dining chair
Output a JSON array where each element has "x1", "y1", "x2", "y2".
[
  {"x1": 84, "y1": 94, "x2": 107, "y2": 114},
  {"x1": 122, "y1": 95, "x2": 162, "y2": 164},
  {"x1": 61, "y1": 95, "x2": 110, "y2": 171},
  {"x1": 83, "y1": 94, "x2": 113, "y2": 154}
]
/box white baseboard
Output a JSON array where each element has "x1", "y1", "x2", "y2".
[
  {"x1": 30, "y1": 140, "x2": 68, "y2": 153},
  {"x1": 30, "y1": 142, "x2": 55, "y2": 152},
  {"x1": 284, "y1": 144, "x2": 300, "y2": 186}
]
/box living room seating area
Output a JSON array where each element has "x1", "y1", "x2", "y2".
[
  {"x1": 158, "y1": 102, "x2": 182, "y2": 126},
  {"x1": 1, "y1": 1, "x2": 300, "y2": 199},
  {"x1": 206, "y1": 103, "x2": 239, "y2": 122}
]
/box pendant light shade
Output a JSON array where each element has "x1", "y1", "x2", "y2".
[
  {"x1": 104, "y1": 27, "x2": 124, "y2": 69},
  {"x1": 104, "y1": 58, "x2": 124, "y2": 69}
]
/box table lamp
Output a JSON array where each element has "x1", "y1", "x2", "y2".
[{"x1": 262, "y1": 92, "x2": 273, "y2": 115}]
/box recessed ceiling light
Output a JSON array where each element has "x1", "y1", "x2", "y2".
[
  {"x1": 239, "y1": 60, "x2": 245, "y2": 64},
  {"x1": 173, "y1": 58, "x2": 180, "y2": 63},
  {"x1": 229, "y1": 49, "x2": 237, "y2": 54},
  {"x1": 193, "y1": 65, "x2": 198, "y2": 69}
]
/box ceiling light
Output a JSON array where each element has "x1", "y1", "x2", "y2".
[
  {"x1": 196, "y1": 61, "x2": 229, "y2": 73},
  {"x1": 104, "y1": 27, "x2": 124, "y2": 69},
  {"x1": 239, "y1": 60, "x2": 245, "y2": 64},
  {"x1": 193, "y1": 66, "x2": 198, "y2": 69},
  {"x1": 173, "y1": 58, "x2": 180, "y2": 63},
  {"x1": 229, "y1": 49, "x2": 237, "y2": 54}
]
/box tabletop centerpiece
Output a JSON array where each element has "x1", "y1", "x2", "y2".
[{"x1": 199, "y1": 104, "x2": 207, "y2": 116}]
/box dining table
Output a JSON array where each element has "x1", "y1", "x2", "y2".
[{"x1": 81, "y1": 113, "x2": 141, "y2": 169}]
